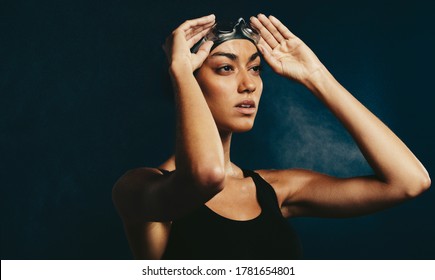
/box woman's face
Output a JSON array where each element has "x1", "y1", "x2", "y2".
[{"x1": 195, "y1": 39, "x2": 263, "y2": 133}]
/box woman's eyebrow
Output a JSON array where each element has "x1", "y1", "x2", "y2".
[
  {"x1": 249, "y1": 52, "x2": 260, "y2": 62},
  {"x1": 210, "y1": 52, "x2": 260, "y2": 62},
  {"x1": 211, "y1": 52, "x2": 238, "y2": 60}
]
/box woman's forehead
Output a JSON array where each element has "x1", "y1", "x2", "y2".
[{"x1": 210, "y1": 39, "x2": 258, "y2": 56}]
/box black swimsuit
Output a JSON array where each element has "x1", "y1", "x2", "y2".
[{"x1": 160, "y1": 169, "x2": 303, "y2": 259}]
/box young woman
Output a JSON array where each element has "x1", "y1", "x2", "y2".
[{"x1": 112, "y1": 14, "x2": 430, "y2": 259}]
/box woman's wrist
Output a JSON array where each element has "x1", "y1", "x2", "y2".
[
  {"x1": 169, "y1": 61, "x2": 195, "y2": 82},
  {"x1": 300, "y1": 65, "x2": 339, "y2": 99}
]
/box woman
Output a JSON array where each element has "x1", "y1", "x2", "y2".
[{"x1": 112, "y1": 14, "x2": 430, "y2": 259}]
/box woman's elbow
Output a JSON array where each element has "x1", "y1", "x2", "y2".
[
  {"x1": 416, "y1": 172, "x2": 431, "y2": 194},
  {"x1": 193, "y1": 165, "x2": 226, "y2": 196},
  {"x1": 404, "y1": 171, "x2": 431, "y2": 198}
]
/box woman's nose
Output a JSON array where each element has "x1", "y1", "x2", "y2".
[{"x1": 237, "y1": 71, "x2": 256, "y2": 93}]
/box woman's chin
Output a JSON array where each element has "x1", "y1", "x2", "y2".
[
  {"x1": 217, "y1": 118, "x2": 256, "y2": 134},
  {"x1": 229, "y1": 121, "x2": 255, "y2": 133},
  {"x1": 235, "y1": 125, "x2": 254, "y2": 133}
]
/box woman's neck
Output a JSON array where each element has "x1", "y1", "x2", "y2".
[{"x1": 220, "y1": 131, "x2": 243, "y2": 178}]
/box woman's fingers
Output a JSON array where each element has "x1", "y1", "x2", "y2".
[
  {"x1": 257, "y1": 39, "x2": 281, "y2": 72},
  {"x1": 179, "y1": 14, "x2": 215, "y2": 33},
  {"x1": 269, "y1": 15, "x2": 295, "y2": 39},
  {"x1": 251, "y1": 14, "x2": 295, "y2": 49},
  {"x1": 258, "y1": 14, "x2": 285, "y2": 44},
  {"x1": 193, "y1": 41, "x2": 214, "y2": 67},
  {"x1": 257, "y1": 37, "x2": 273, "y2": 54},
  {"x1": 176, "y1": 14, "x2": 215, "y2": 48},
  {"x1": 185, "y1": 22, "x2": 214, "y2": 46},
  {"x1": 167, "y1": 14, "x2": 215, "y2": 54},
  {"x1": 251, "y1": 14, "x2": 279, "y2": 48}
]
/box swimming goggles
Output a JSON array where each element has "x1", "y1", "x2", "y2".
[{"x1": 191, "y1": 18, "x2": 260, "y2": 53}]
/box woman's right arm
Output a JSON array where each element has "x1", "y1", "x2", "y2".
[{"x1": 112, "y1": 15, "x2": 225, "y2": 223}]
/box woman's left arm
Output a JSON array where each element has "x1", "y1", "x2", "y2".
[{"x1": 251, "y1": 14, "x2": 430, "y2": 218}]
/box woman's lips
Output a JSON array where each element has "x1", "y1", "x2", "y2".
[{"x1": 235, "y1": 99, "x2": 256, "y2": 115}]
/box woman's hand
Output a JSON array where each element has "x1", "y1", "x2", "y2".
[
  {"x1": 250, "y1": 14, "x2": 325, "y2": 85},
  {"x1": 163, "y1": 14, "x2": 215, "y2": 73}
]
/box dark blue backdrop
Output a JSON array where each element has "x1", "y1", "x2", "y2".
[{"x1": 2, "y1": 0, "x2": 434, "y2": 259}]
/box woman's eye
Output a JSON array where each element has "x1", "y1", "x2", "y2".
[
  {"x1": 251, "y1": 65, "x2": 262, "y2": 74},
  {"x1": 217, "y1": 65, "x2": 234, "y2": 73}
]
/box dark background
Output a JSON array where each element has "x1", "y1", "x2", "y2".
[{"x1": 2, "y1": 0, "x2": 434, "y2": 259}]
